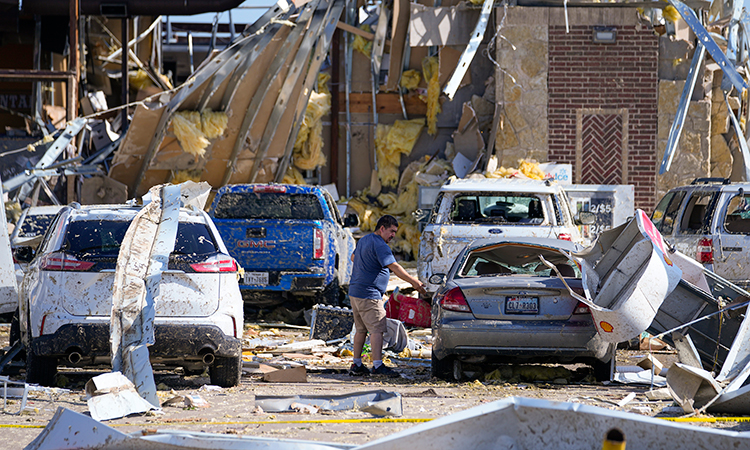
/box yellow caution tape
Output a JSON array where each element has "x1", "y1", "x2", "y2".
[
  {"x1": 660, "y1": 416, "x2": 750, "y2": 423},
  {"x1": 0, "y1": 417, "x2": 435, "y2": 429}
]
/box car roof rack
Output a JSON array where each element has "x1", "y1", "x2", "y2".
[{"x1": 690, "y1": 177, "x2": 731, "y2": 185}]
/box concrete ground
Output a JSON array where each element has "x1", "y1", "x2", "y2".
[{"x1": 2, "y1": 323, "x2": 750, "y2": 449}]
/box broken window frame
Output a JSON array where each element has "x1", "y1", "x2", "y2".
[{"x1": 677, "y1": 192, "x2": 717, "y2": 235}]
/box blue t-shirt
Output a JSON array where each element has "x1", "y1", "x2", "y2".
[{"x1": 348, "y1": 233, "x2": 397, "y2": 300}]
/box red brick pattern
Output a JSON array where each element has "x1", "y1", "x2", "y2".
[
  {"x1": 581, "y1": 113, "x2": 623, "y2": 184},
  {"x1": 548, "y1": 25, "x2": 658, "y2": 210}
]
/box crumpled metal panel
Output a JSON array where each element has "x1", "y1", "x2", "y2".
[
  {"x1": 256, "y1": 390, "x2": 402, "y2": 416},
  {"x1": 356, "y1": 396, "x2": 750, "y2": 450}
]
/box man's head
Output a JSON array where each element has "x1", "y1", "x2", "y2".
[{"x1": 375, "y1": 214, "x2": 399, "y2": 243}]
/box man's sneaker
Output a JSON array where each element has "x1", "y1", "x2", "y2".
[
  {"x1": 371, "y1": 364, "x2": 400, "y2": 378},
  {"x1": 349, "y1": 363, "x2": 370, "y2": 376}
]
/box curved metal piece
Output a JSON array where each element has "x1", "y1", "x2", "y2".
[
  {"x1": 659, "y1": 42, "x2": 705, "y2": 175},
  {"x1": 220, "y1": 0, "x2": 325, "y2": 187},
  {"x1": 275, "y1": 0, "x2": 347, "y2": 182},
  {"x1": 442, "y1": 0, "x2": 493, "y2": 100}
]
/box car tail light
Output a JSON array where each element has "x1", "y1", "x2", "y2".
[
  {"x1": 313, "y1": 229, "x2": 324, "y2": 260},
  {"x1": 40, "y1": 252, "x2": 95, "y2": 271},
  {"x1": 697, "y1": 238, "x2": 714, "y2": 263},
  {"x1": 190, "y1": 255, "x2": 238, "y2": 273},
  {"x1": 253, "y1": 185, "x2": 287, "y2": 193},
  {"x1": 232, "y1": 316, "x2": 238, "y2": 338},
  {"x1": 573, "y1": 301, "x2": 590, "y2": 315},
  {"x1": 40, "y1": 314, "x2": 47, "y2": 335},
  {"x1": 557, "y1": 233, "x2": 572, "y2": 241},
  {"x1": 438, "y1": 287, "x2": 472, "y2": 313}
]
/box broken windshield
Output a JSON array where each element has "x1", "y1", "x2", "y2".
[
  {"x1": 450, "y1": 193, "x2": 546, "y2": 224},
  {"x1": 458, "y1": 244, "x2": 579, "y2": 278}
]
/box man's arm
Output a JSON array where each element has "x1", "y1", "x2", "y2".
[{"x1": 387, "y1": 262, "x2": 427, "y2": 296}]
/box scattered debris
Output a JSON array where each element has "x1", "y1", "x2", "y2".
[
  {"x1": 255, "y1": 390, "x2": 402, "y2": 417},
  {"x1": 262, "y1": 366, "x2": 308, "y2": 383},
  {"x1": 85, "y1": 372, "x2": 157, "y2": 422}
]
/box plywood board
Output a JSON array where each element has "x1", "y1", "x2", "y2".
[{"x1": 385, "y1": 0, "x2": 410, "y2": 92}]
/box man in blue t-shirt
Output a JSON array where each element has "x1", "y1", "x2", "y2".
[{"x1": 348, "y1": 214, "x2": 426, "y2": 377}]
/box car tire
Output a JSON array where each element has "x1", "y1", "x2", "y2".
[
  {"x1": 431, "y1": 353, "x2": 454, "y2": 380},
  {"x1": 26, "y1": 347, "x2": 57, "y2": 386},
  {"x1": 210, "y1": 356, "x2": 242, "y2": 387}
]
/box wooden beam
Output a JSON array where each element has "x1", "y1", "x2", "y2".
[
  {"x1": 344, "y1": 92, "x2": 427, "y2": 115},
  {"x1": 336, "y1": 21, "x2": 391, "y2": 49}
]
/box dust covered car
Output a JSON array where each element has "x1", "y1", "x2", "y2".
[
  {"x1": 19, "y1": 203, "x2": 243, "y2": 387},
  {"x1": 430, "y1": 238, "x2": 616, "y2": 382},
  {"x1": 651, "y1": 178, "x2": 750, "y2": 289},
  {"x1": 10, "y1": 205, "x2": 64, "y2": 289},
  {"x1": 419, "y1": 178, "x2": 594, "y2": 293}
]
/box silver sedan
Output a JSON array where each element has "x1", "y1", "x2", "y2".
[{"x1": 430, "y1": 237, "x2": 616, "y2": 381}]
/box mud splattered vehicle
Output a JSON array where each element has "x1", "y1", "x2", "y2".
[
  {"x1": 208, "y1": 184, "x2": 356, "y2": 311},
  {"x1": 418, "y1": 178, "x2": 595, "y2": 293},
  {"x1": 19, "y1": 204, "x2": 243, "y2": 387},
  {"x1": 651, "y1": 178, "x2": 750, "y2": 289}
]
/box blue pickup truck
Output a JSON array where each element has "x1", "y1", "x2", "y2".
[{"x1": 207, "y1": 184, "x2": 356, "y2": 309}]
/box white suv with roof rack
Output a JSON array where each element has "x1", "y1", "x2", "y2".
[
  {"x1": 418, "y1": 177, "x2": 595, "y2": 293},
  {"x1": 18, "y1": 203, "x2": 243, "y2": 387},
  {"x1": 651, "y1": 177, "x2": 750, "y2": 289}
]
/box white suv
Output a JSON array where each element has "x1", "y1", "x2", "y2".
[
  {"x1": 19, "y1": 204, "x2": 244, "y2": 387},
  {"x1": 418, "y1": 177, "x2": 594, "y2": 292},
  {"x1": 651, "y1": 178, "x2": 750, "y2": 289}
]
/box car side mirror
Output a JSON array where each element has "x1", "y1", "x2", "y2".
[
  {"x1": 13, "y1": 246, "x2": 34, "y2": 263},
  {"x1": 343, "y1": 213, "x2": 359, "y2": 228},
  {"x1": 575, "y1": 211, "x2": 596, "y2": 225},
  {"x1": 429, "y1": 273, "x2": 445, "y2": 285}
]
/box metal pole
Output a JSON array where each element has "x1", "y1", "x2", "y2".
[
  {"x1": 344, "y1": 0, "x2": 354, "y2": 198},
  {"x1": 121, "y1": 18, "x2": 129, "y2": 131},
  {"x1": 330, "y1": 28, "x2": 340, "y2": 189}
]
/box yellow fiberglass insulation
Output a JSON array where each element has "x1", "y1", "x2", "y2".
[
  {"x1": 347, "y1": 197, "x2": 382, "y2": 232},
  {"x1": 293, "y1": 89, "x2": 330, "y2": 171},
  {"x1": 282, "y1": 166, "x2": 307, "y2": 185},
  {"x1": 485, "y1": 159, "x2": 546, "y2": 180},
  {"x1": 392, "y1": 215, "x2": 421, "y2": 259},
  {"x1": 172, "y1": 112, "x2": 210, "y2": 157},
  {"x1": 201, "y1": 109, "x2": 229, "y2": 139},
  {"x1": 352, "y1": 25, "x2": 373, "y2": 58},
  {"x1": 171, "y1": 169, "x2": 203, "y2": 184},
  {"x1": 400, "y1": 70, "x2": 421, "y2": 90},
  {"x1": 422, "y1": 56, "x2": 441, "y2": 135},
  {"x1": 663, "y1": 5, "x2": 680, "y2": 23},
  {"x1": 317, "y1": 72, "x2": 331, "y2": 95},
  {"x1": 129, "y1": 69, "x2": 153, "y2": 90},
  {"x1": 376, "y1": 119, "x2": 425, "y2": 187}
]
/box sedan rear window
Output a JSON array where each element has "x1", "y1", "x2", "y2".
[
  {"x1": 63, "y1": 220, "x2": 218, "y2": 257},
  {"x1": 459, "y1": 244, "x2": 579, "y2": 278},
  {"x1": 213, "y1": 192, "x2": 324, "y2": 220}
]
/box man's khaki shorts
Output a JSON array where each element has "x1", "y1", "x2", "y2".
[{"x1": 350, "y1": 295, "x2": 387, "y2": 334}]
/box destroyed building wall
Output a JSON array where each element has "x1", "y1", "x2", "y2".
[{"x1": 495, "y1": 7, "x2": 659, "y2": 211}]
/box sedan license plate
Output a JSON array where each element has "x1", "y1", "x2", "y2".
[
  {"x1": 244, "y1": 272, "x2": 269, "y2": 286},
  {"x1": 505, "y1": 296, "x2": 538, "y2": 314}
]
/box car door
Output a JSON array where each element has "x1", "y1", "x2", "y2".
[{"x1": 715, "y1": 190, "x2": 750, "y2": 286}]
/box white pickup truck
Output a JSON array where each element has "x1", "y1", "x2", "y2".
[{"x1": 418, "y1": 177, "x2": 595, "y2": 293}]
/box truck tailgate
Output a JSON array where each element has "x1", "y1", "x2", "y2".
[{"x1": 218, "y1": 219, "x2": 316, "y2": 271}]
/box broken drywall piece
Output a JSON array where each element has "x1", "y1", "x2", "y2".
[
  {"x1": 637, "y1": 354, "x2": 665, "y2": 375},
  {"x1": 672, "y1": 332, "x2": 703, "y2": 369},
  {"x1": 452, "y1": 152, "x2": 473, "y2": 178},
  {"x1": 262, "y1": 365, "x2": 307, "y2": 382},
  {"x1": 666, "y1": 362, "x2": 721, "y2": 413},
  {"x1": 255, "y1": 390, "x2": 402, "y2": 416},
  {"x1": 85, "y1": 372, "x2": 156, "y2": 421},
  {"x1": 451, "y1": 104, "x2": 484, "y2": 164}
]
